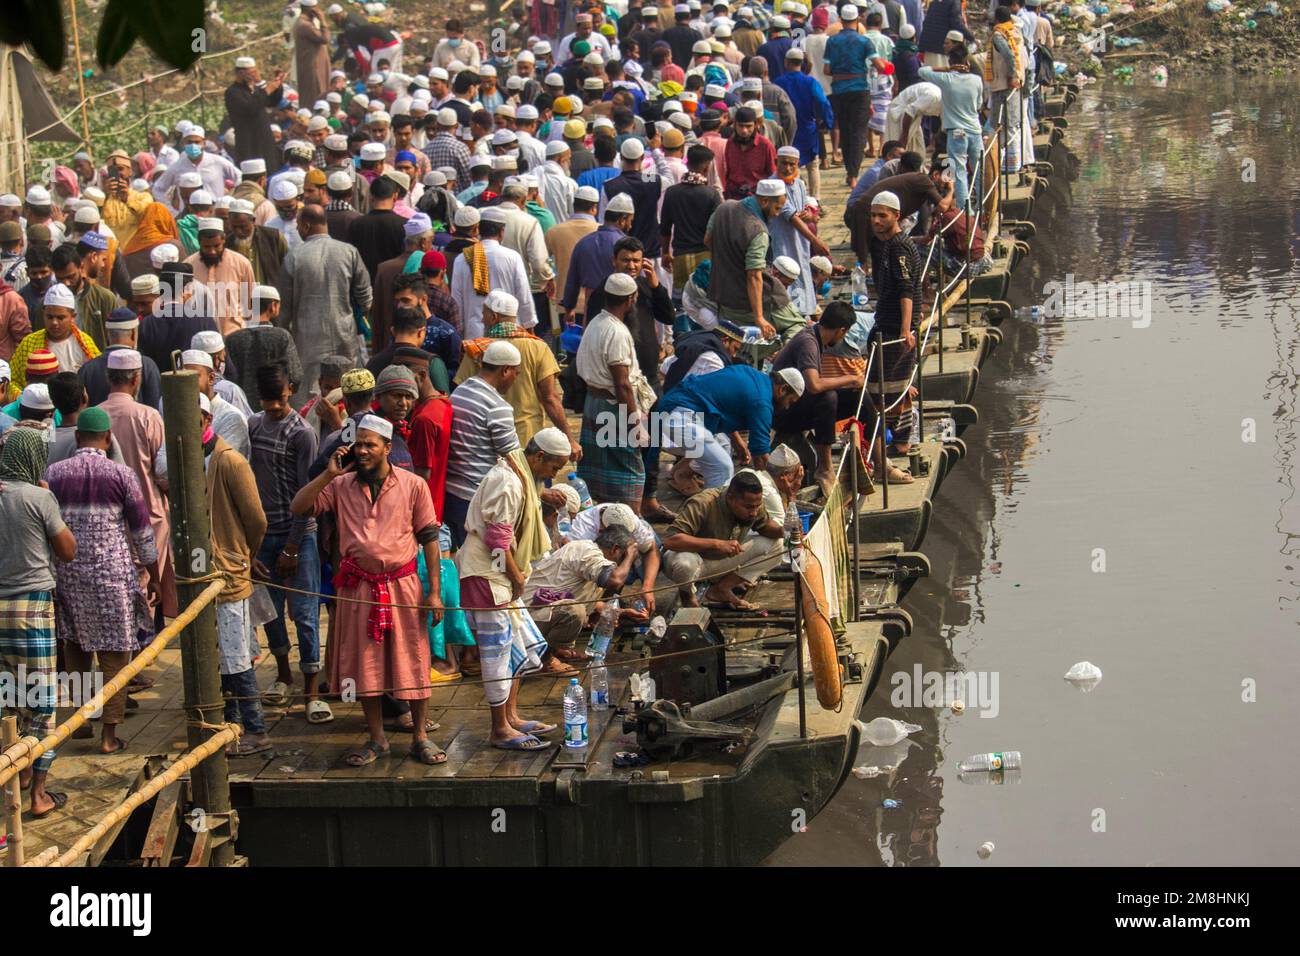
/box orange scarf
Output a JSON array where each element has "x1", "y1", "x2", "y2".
[
  {"x1": 122, "y1": 202, "x2": 180, "y2": 255},
  {"x1": 985, "y1": 21, "x2": 1023, "y2": 83}
]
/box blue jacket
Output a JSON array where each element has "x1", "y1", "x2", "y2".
[
  {"x1": 773, "y1": 70, "x2": 835, "y2": 165},
  {"x1": 917, "y1": 0, "x2": 973, "y2": 54},
  {"x1": 656, "y1": 365, "x2": 774, "y2": 458},
  {"x1": 756, "y1": 35, "x2": 795, "y2": 79}
]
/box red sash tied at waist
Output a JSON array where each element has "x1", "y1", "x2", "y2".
[{"x1": 334, "y1": 556, "x2": 418, "y2": 644}]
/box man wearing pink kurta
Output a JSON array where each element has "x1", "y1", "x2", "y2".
[
  {"x1": 291, "y1": 413, "x2": 446, "y2": 768},
  {"x1": 186, "y1": 218, "x2": 257, "y2": 336},
  {"x1": 98, "y1": 348, "x2": 176, "y2": 619}
]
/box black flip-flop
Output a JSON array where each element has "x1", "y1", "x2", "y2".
[{"x1": 29, "y1": 791, "x2": 68, "y2": 819}]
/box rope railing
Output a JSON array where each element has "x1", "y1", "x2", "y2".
[{"x1": 0, "y1": 577, "x2": 225, "y2": 789}]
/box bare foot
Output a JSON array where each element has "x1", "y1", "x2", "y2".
[{"x1": 703, "y1": 585, "x2": 759, "y2": 610}]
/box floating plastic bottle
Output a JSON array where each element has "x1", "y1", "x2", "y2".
[
  {"x1": 586, "y1": 599, "x2": 619, "y2": 658},
  {"x1": 566, "y1": 472, "x2": 593, "y2": 510},
  {"x1": 851, "y1": 262, "x2": 870, "y2": 309},
  {"x1": 958, "y1": 750, "x2": 1022, "y2": 773},
  {"x1": 563, "y1": 678, "x2": 588, "y2": 749},
  {"x1": 1014, "y1": 305, "x2": 1044, "y2": 322}
]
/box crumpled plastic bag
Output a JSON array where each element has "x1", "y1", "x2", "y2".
[{"x1": 855, "y1": 717, "x2": 922, "y2": 746}]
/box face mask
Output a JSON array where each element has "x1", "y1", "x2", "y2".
[
  {"x1": 448, "y1": 37, "x2": 462, "y2": 47},
  {"x1": 818, "y1": 280, "x2": 831, "y2": 296},
  {"x1": 184, "y1": 144, "x2": 204, "y2": 161},
  {"x1": 201, "y1": 424, "x2": 215, "y2": 443},
  {"x1": 31, "y1": 276, "x2": 51, "y2": 292},
  {"x1": 353, "y1": 156, "x2": 362, "y2": 169}
]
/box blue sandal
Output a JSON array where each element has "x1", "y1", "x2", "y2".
[{"x1": 492, "y1": 734, "x2": 550, "y2": 752}]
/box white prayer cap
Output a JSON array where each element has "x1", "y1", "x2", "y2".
[
  {"x1": 229, "y1": 198, "x2": 257, "y2": 216},
  {"x1": 150, "y1": 244, "x2": 180, "y2": 268},
  {"x1": 601, "y1": 503, "x2": 638, "y2": 532},
  {"x1": 518, "y1": 174, "x2": 540, "y2": 189},
  {"x1": 307, "y1": 115, "x2": 330, "y2": 132},
  {"x1": 131, "y1": 274, "x2": 161, "y2": 294},
  {"x1": 383, "y1": 169, "x2": 410, "y2": 192},
  {"x1": 704, "y1": 83, "x2": 726, "y2": 99},
  {"x1": 515, "y1": 51, "x2": 535, "y2": 64},
  {"x1": 181, "y1": 348, "x2": 214, "y2": 369},
  {"x1": 131, "y1": 178, "x2": 150, "y2": 193},
  {"x1": 479, "y1": 206, "x2": 508, "y2": 224},
  {"x1": 495, "y1": 103, "x2": 516, "y2": 118},
  {"x1": 423, "y1": 170, "x2": 447, "y2": 187},
  {"x1": 240, "y1": 158, "x2": 267, "y2": 175},
  {"x1": 670, "y1": 112, "x2": 693, "y2": 131},
  {"x1": 270, "y1": 179, "x2": 300, "y2": 201},
  {"x1": 482, "y1": 340, "x2": 522, "y2": 367},
  {"x1": 772, "y1": 15, "x2": 791, "y2": 28},
  {"x1": 623, "y1": 60, "x2": 644, "y2": 77},
  {"x1": 352, "y1": 94, "x2": 370, "y2": 108},
  {"x1": 593, "y1": 116, "x2": 616, "y2": 130},
  {"x1": 692, "y1": 40, "x2": 712, "y2": 55},
  {"x1": 644, "y1": 6, "x2": 660, "y2": 15},
  {"x1": 253, "y1": 284, "x2": 281, "y2": 304},
  {"x1": 83, "y1": 185, "x2": 106, "y2": 204},
  {"x1": 430, "y1": 66, "x2": 449, "y2": 81},
  {"x1": 713, "y1": 22, "x2": 732, "y2": 37},
  {"x1": 654, "y1": 121, "x2": 672, "y2": 136},
  {"x1": 323, "y1": 132, "x2": 349, "y2": 152},
  {"x1": 544, "y1": 73, "x2": 566, "y2": 87},
  {"x1": 327, "y1": 2, "x2": 343, "y2": 13},
  {"x1": 756, "y1": 179, "x2": 787, "y2": 197},
  {"x1": 437, "y1": 166, "x2": 458, "y2": 182},
  {"x1": 575, "y1": 185, "x2": 600, "y2": 203},
  {"x1": 235, "y1": 56, "x2": 256, "y2": 69},
  {"x1": 582, "y1": 75, "x2": 605, "y2": 91},
  {"x1": 809, "y1": 255, "x2": 833, "y2": 274},
  {"x1": 368, "y1": 111, "x2": 391, "y2": 125},
  {"x1": 357, "y1": 413, "x2": 394, "y2": 440},
  {"x1": 359, "y1": 142, "x2": 387, "y2": 161},
  {"x1": 453, "y1": 206, "x2": 481, "y2": 227},
  {"x1": 403, "y1": 212, "x2": 433, "y2": 237},
  {"x1": 491, "y1": 155, "x2": 518, "y2": 172},
  {"x1": 768, "y1": 444, "x2": 801, "y2": 469},
  {"x1": 674, "y1": 2, "x2": 690, "y2": 12},
  {"x1": 870, "y1": 190, "x2": 901, "y2": 211},
  {"x1": 775, "y1": 367, "x2": 805, "y2": 397},
  {"x1": 900, "y1": 24, "x2": 916, "y2": 39},
  {"x1": 178, "y1": 172, "x2": 204, "y2": 189},
  {"x1": 840, "y1": 4, "x2": 859, "y2": 20},
  {"x1": 604, "y1": 272, "x2": 637, "y2": 296},
  {"x1": 516, "y1": 104, "x2": 540, "y2": 121},
  {"x1": 327, "y1": 91, "x2": 344, "y2": 103},
  {"x1": 785, "y1": 47, "x2": 804, "y2": 61},
  {"x1": 532, "y1": 41, "x2": 552, "y2": 55},
  {"x1": 105, "y1": 313, "x2": 139, "y2": 331},
  {"x1": 480, "y1": 288, "x2": 527, "y2": 326},
  {"x1": 491, "y1": 129, "x2": 518, "y2": 146},
  {"x1": 479, "y1": 64, "x2": 497, "y2": 77},
  {"x1": 20, "y1": 383, "x2": 53, "y2": 410},
  {"x1": 367, "y1": 73, "x2": 384, "y2": 85},
  {"x1": 198, "y1": 392, "x2": 212, "y2": 415},
  {"x1": 621, "y1": 138, "x2": 645, "y2": 160},
  {"x1": 196, "y1": 217, "x2": 225, "y2": 234},
  {"x1": 505, "y1": 75, "x2": 525, "y2": 90},
  {"x1": 326, "y1": 170, "x2": 354, "y2": 192},
  {"x1": 43, "y1": 283, "x2": 76, "y2": 309},
  {"x1": 546, "y1": 140, "x2": 570, "y2": 158},
  {"x1": 215, "y1": 196, "x2": 235, "y2": 210},
  {"x1": 106, "y1": 349, "x2": 143, "y2": 371},
  {"x1": 187, "y1": 126, "x2": 206, "y2": 139},
  {"x1": 188, "y1": 189, "x2": 215, "y2": 208},
  {"x1": 741, "y1": 76, "x2": 763, "y2": 91},
  {"x1": 191, "y1": 330, "x2": 225, "y2": 353},
  {"x1": 773, "y1": 256, "x2": 800, "y2": 280},
  {"x1": 583, "y1": 51, "x2": 605, "y2": 66},
  {"x1": 777, "y1": 145, "x2": 801, "y2": 160},
  {"x1": 74, "y1": 204, "x2": 101, "y2": 225},
  {"x1": 946, "y1": 30, "x2": 966, "y2": 43},
  {"x1": 0, "y1": 193, "x2": 21, "y2": 208}
]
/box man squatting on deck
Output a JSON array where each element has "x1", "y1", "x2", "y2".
[{"x1": 0, "y1": 0, "x2": 1029, "y2": 790}]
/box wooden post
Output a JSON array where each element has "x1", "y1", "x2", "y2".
[
  {"x1": 2, "y1": 716, "x2": 23, "y2": 866},
  {"x1": 161, "y1": 370, "x2": 235, "y2": 867},
  {"x1": 67, "y1": 0, "x2": 93, "y2": 147}
]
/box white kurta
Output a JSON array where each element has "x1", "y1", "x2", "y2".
[{"x1": 449, "y1": 238, "x2": 536, "y2": 337}]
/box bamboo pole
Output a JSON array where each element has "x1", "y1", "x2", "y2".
[
  {"x1": 161, "y1": 370, "x2": 235, "y2": 867},
  {"x1": 22, "y1": 846, "x2": 58, "y2": 867},
  {"x1": 46, "y1": 725, "x2": 240, "y2": 868},
  {"x1": 0, "y1": 578, "x2": 226, "y2": 788},
  {"x1": 67, "y1": 0, "x2": 93, "y2": 147},
  {"x1": 2, "y1": 717, "x2": 23, "y2": 866}
]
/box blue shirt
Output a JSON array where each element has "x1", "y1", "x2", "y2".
[
  {"x1": 577, "y1": 166, "x2": 620, "y2": 193},
  {"x1": 826, "y1": 30, "x2": 872, "y2": 95},
  {"x1": 456, "y1": 182, "x2": 488, "y2": 205},
  {"x1": 847, "y1": 157, "x2": 891, "y2": 211},
  {"x1": 918, "y1": 66, "x2": 984, "y2": 133},
  {"x1": 656, "y1": 365, "x2": 774, "y2": 458},
  {"x1": 421, "y1": 316, "x2": 462, "y2": 376},
  {"x1": 756, "y1": 36, "x2": 794, "y2": 79},
  {"x1": 561, "y1": 224, "x2": 625, "y2": 312},
  {"x1": 774, "y1": 70, "x2": 836, "y2": 165}
]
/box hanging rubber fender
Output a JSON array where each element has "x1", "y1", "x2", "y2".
[{"x1": 798, "y1": 549, "x2": 843, "y2": 710}]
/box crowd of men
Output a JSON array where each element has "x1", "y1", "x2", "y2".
[{"x1": 0, "y1": 0, "x2": 1055, "y2": 809}]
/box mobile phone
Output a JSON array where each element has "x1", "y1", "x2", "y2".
[{"x1": 338, "y1": 444, "x2": 357, "y2": 469}]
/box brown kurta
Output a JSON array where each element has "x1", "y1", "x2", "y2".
[
  {"x1": 315, "y1": 468, "x2": 436, "y2": 700},
  {"x1": 293, "y1": 14, "x2": 331, "y2": 110}
]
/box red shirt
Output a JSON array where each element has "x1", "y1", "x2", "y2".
[
  {"x1": 407, "y1": 394, "x2": 453, "y2": 521},
  {"x1": 723, "y1": 134, "x2": 777, "y2": 200}
]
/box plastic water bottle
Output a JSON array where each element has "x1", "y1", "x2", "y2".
[
  {"x1": 958, "y1": 750, "x2": 1022, "y2": 772},
  {"x1": 851, "y1": 262, "x2": 870, "y2": 309},
  {"x1": 566, "y1": 472, "x2": 593, "y2": 510},
  {"x1": 1014, "y1": 305, "x2": 1044, "y2": 323},
  {"x1": 590, "y1": 657, "x2": 609, "y2": 711},
  {"x1": 784, "y1": 502, "x2": 804, "y2": 568},
  {"x1": 586, "y1": 599, "x2": 619, "y2": 658},
  {"x1": 563, "y1": 678, "x2": 589, "y2": 748}
]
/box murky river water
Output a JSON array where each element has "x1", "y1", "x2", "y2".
[{"x1": 767, "y1": 76, "x2": 1300, "y2": 866}]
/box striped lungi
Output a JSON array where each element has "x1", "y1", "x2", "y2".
[
  {"x1": 577, "y1": 393, "x2": 646, "y2": 509},
  {"x1": 863, "y1": 339, "x2": 917, "y2": 445},
  {"x1": 0, "y1": 591, "x2": 58, "y2": 773}
]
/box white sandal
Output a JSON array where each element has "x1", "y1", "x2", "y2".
[
  {"x1": 262, "y1": 680, "x2": 290, "y2": 706},
  {"x1": 305, "y1": 699, "x2": 334, "y2": 724}
]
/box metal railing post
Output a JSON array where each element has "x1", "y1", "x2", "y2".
[{"x1": 876, "y1": 332, "x2": 889, "y2": 510}]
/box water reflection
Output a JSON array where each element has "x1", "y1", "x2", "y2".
[{"x1": 767, "y1": 75, "x2": 1300, "y2": 866}]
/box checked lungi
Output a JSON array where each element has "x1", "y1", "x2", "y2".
[
  {"x1": 0, "y1": 591, "x2": 58, "y2": 773},
  {"x1": 863, "y1": 339, "x2": 917, "y2": 447},
  {"x1": 576, "y1": 393, "x2": 646, "y2": 510}
]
